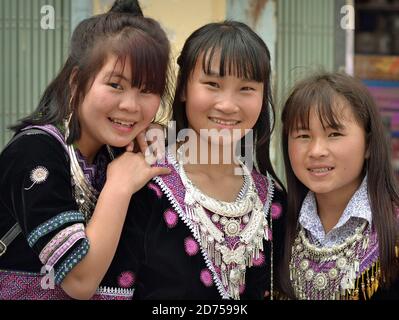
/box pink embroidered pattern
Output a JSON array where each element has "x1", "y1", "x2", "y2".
[
  {"x1": 200, "y1": 269, "x2": 213, "y2": 287},
  {"x1": 148, "y1": 183, "x2": 163, "y2": 199},
  {"x1": 39, "y1": 223, "x2": 85, "y2": 264},
  {"x1": 163, "y1": 209, "x2": 178, "y2": 228},
  {"x1": 118, "y1": 271, "x2": 135, "y2": 288},
  {"x1": 0, "y1": 270, "x2": 132, "y2": 300},
  {"x1": 184, "y1": 237, "x2": 199, "y2": 256},
  {"x1": 46, "y1": 231, "x2": 86, "y2": 268},
  {"x1": 253, "y1": 252, "x2": 265, "y2": 266},
  {"x1": 271, "y1": 203, "x2": 282, "y2": 220}
]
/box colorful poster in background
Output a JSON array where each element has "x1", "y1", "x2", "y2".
[
  {"x1": 363, "y1": 79, "x2": 399, "y2": 174},
  {"x1": 355, "y1": 55, "x2": 399, "y2": 81}
]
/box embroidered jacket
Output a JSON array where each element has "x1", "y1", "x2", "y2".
[
  {"x1": 0, "y1": 126, "x2": 133, "y2": 300},
  {"x1": 109, "y1": 150, "x2": 287, "y2": 300}
]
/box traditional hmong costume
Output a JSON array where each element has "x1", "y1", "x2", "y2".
[
  {"x1": 289, "y1": 177, "x2": 399, "y2": 300},
  {"x1": 109, "y1": 146, "x2": 286, "y2": 299},
  {"x1": 0, "y1": 125, "x2": 133, "y2": 300}
]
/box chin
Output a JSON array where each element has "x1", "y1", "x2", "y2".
[
  {"x1": 107, "y1": 137, "x2": 132, "y2": 148},
  {"x1": 307, "y1": 184, "x2": 335, "y2": 195}
]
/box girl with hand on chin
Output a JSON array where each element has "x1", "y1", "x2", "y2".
[{"x1": 0, "y1": 0, "x2": 170, "y2": 300}]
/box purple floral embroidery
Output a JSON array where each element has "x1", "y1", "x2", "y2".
[
  {"x1": 148, "y1": 183, "x2": 163, "y2": 199},
  {"x1": 118, "y1": 271, "x2": 135, "y2": 288},
  {"x1": 163, "y1": 209, "x2": 178, "y2": 228},
  {"x1": 271, "y1": 203, "x2": 282, "y2": 220},
  {"x1": 184, "y1": 237, "x2": 199, "y2": 256},
  {"x1": 200, "y1": 269, "x2": 213, "y2": 287}
]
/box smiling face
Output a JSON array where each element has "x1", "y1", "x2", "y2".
[
  {"x1": 183, "y1": 52, "x2": 264, "y2": 147},
  {"x1": 288, "y1": 101, "x2": 368, "y2": 199},
  {"x1": 76, "y1": 55, "x2": 161, "y2": 157}
]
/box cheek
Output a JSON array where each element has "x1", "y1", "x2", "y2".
[
  {"x1": 186, "y1": 88, "x2": 212, "y2": 114},
  {"x1": 142, "y1": 97, "x2": 161, "y2": 121},
  {"x1": 81, "y1": 89, "x2": 113, "y2": 117},
  {"x1": 343, "y1": 140, "x2": 367, "y2": 170},
  {"x1": 248, "y1": 101, "x2": 262, "y2": 124},
  {"x1": 288, "y1": 141, "x2": 304, "y2": 173}
]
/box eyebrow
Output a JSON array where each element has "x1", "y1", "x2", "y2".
[
  {"x1": 104, "y1": 72, "x2": 130, "y2": 83},
  {"x1": 203, "y1": 70, "x2": 221, "y2": 77},
  {"x1": 203, "y1": 70, "x2": 255, "y2": 82},
  {"x1": 292, "y1": 124, "x2": 346, "y2": 131}
]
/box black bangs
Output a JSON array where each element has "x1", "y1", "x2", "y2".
[
  {"x1": 283, "y1": 80, "x2": 347, "y2": 134},
  {"x1": 108, "y1": 28, "x2": 168, "y2": 95},
  {"x1": 179, "y1": 22, "x2": 270, "y2": 83},
  {"x1": 200, "y1": 28, "x2": 269, "y2": 82}
]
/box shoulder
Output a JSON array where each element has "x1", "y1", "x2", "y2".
[
  {"x1": 0, "y1": 130, "x2": 68, "y2": 181},
  {"x1": 1, "y1": 130, "x2": 66, "y2": 160}
]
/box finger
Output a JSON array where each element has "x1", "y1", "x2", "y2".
[
  {"x1": 152, "y1": 137, "x2": 166, "y2": 161},
  {"x1": 149, "y1": 166, "x2": 171, "y2": 178},
  {"x1": 144, "y1": 149, "x2": 157, "y2": 165},
  {"x1": 125, "y1": 141, "x2": 134, "y2": 152},
  {"x1": 155, "y1": 146, "x2": 166, "y2": 162},
  {"x1": 136, "y1": 131, "x2": 149, "y2": 154}
]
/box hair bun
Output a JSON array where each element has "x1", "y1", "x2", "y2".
[{"x1": 108, "y1": 0, "x2": 143, "y2": 16}]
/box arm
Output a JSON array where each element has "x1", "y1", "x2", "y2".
[
  {"x1": 60, "y1": 145, "x2": 170, "y2": 299},
  {"x1": 1, "y1": 134, "x2": 168, "y2": 300}
]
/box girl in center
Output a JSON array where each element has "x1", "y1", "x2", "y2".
[{"x1": 123, "y1": 21, "x2": 286, "y2": 300}]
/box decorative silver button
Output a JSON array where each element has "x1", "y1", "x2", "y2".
[
  {"x1": 313, "y1": 273, "x2": 328, "y2": 290},
  {"x1": 224, "y1": 219, "x2": 240, "y2": 237}
]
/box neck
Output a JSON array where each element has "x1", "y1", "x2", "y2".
[
  {"x1": 178, "y1": 135, "x2": 242, "y2": 178},
  {"x1": 75, "y1": 134, "x2": 102, "y2": 164},
  {"x1": 315, "y1": 177, "x2": 362, "y2": 233}
]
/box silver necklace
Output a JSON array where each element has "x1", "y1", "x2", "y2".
[
  {"x1": 176, "y1": 145, "x2": 268, "y2": 299},
  {"x1": 65, "y1": 121, "x2": 114, "y2": 223},
  {"x1": 290, "y1": 221, "x2": 370, "y2": 300}
]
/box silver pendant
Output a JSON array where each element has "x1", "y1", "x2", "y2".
[{"x1": 224, "y1": 219, "x2": 240, "y2": 237}]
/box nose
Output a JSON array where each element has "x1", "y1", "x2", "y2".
[
  {"x1": 308, "y1": 137, "x2": 329, "y2": 158},
  {"x1": 119, "y1": 89, "x2": 140, "y2": 113},
  {"x1": 214, "y1": 92, "x2": 239, "y2": 114}
]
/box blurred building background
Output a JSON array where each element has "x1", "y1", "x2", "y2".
[{"x1": 1, "y1": 0, "x2": 398, "y2": 183}]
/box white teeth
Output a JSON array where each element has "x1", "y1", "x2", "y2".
[
  {"x1": 210, "y1": 118, "x2": 239, "y2": 126},
  {"x1": 110, "y1": 118, "x2": 134, "y2": 128},
  {"x1": 310, "y1": 168, "x2": 332, "y2": 173}
]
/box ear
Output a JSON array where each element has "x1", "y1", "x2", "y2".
[
  {"x1": 180, "y1": 87, "x2": 186, "y2": 102},
  {"x1": 365, "y1": 145, "x2": 370, "y2": 159},
  {"x1": 69, "y1": 67, "x2": 79, "y2": 98}
]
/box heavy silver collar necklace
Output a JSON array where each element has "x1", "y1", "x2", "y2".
[
  {"x1": 176, "y1": 144, "x2": 269, "y2": 299},
  {"x1": 67, "y1": 142, "x2": 114, "y2": 223}
]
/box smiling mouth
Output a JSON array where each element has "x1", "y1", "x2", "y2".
[
  {"x1": 109, "y1": 117, "x2": 135, "y2": 128},
  {"x1": 308, "y1": 167, "x2": 334, "y2": 173},
  {"x1": 209, "y1": 117, "x2": 240, "y2": 126}
]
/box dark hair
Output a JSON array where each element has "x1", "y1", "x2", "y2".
[
  {"x1": 172, "y1": 20, "x2": 284, "y2": 187},
  {"x1": 11, "y1": 0, "x2": 171, "y2": 144},
  {"x1": 280, "y1": 72, "x2": 399, "y2": 298}
]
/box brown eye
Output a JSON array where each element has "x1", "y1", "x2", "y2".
[
  {"x1": 296, "y1": 134, "x2": 310, "y2": 139},
  {"x1": 241, "y1": 86, "x2": 255, "y2": 91},
  {"x1": 329, "y1": 132, "x2": 342, "y2": 137},
  {"x1": 205, "y1": 82, "x2": 219, "y2": 88},
  {"x1": 109, "y1": 83, "x2": 123, "y2": 90}
]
